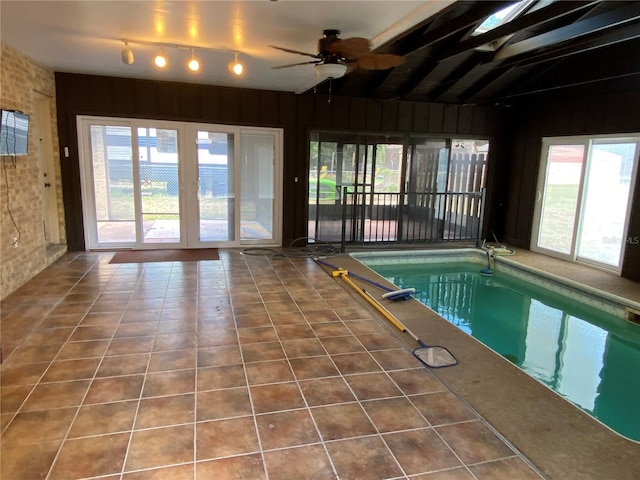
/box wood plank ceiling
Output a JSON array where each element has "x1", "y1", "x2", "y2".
[{"x1": 316, "y1": 0, "x2": 640, "y2": 105}]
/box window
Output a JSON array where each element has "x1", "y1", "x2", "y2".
[{"x1": 532, "y1": 135, "x2": 640, "y2": 273}]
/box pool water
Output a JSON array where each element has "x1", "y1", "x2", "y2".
[{"x1": 365, "y1": 260, "x2": 640, "y2": 442}]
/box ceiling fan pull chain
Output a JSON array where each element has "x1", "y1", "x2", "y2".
[{"x1": 328, "y1": 78, "x2": 332, "y2": 103}]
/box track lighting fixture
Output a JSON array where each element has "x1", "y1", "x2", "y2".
[
  {"x1": 187, "y1": 48, "x2": 200, "y2": 72},
  {"x1": 154, "y1": 49, "x2": 168, "y2": 68},
  {"x1": 119, "y1": 39, "x2": 243, "y2": 78},
  {"x1": 229, "y1": 52, "x2": 244, "y2": 76},
  {"x1": 121, "y1": 41, "x2": 134, "y2": 65}
]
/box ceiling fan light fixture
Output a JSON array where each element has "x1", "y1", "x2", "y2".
[
  {"x1": 121, "y1": 41, "x2": 134, "y2": 65},
  {"x1": 315, "y1": 63, "x2": 347, "y2": 79}
]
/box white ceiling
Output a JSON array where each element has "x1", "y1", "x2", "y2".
[{"x1": 1, "y1": 1, "x2": 454, "y2": 93}]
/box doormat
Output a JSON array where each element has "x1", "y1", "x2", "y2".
[{"x1": 109, "y1": 248, "x2": 219, "y2": 264}]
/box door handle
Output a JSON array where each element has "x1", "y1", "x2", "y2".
[{"x1": 44, "y1": 182, "x2": 51, "y2": 188}]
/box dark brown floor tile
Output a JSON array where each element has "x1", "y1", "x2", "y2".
[
  {"x1": 41, "y1": 358, "x2": 101, "y2": 382},
  {"x1": 21, "y1": 380, "x2": 90, "y2": 411},
  {"x1": 197, "y1": 364, "x2": 246, "y2": 391},
  {"x1": 80, "y1": 311, "x2": 122, "y2": 326},
  {"x1": 2, "y1": 407, "x2": 77, "y2": 445},
  {"x1": 281, "y1": 338, "x2": 327, "y2": 358},
  {"x1": 125, "y1": 424, "x2": 194, "y2": 471},
  {"x1": 356, "y1": 332, "x2": 402, "y2": 351},
  {"x1": 256, "y1": 408, "x2": 320, "y2": 450},
  {"x1": 148, "y1": 348, "x2": 197, "y2": 372},
  {"x1": 311, "y1": 403, "x2": 377, "y2": 441},
  {"x1": 320, "y1": 335, "x2": 366, "y2": 354},
  {"x1": 410, "y1": 392, "x2": 477, "y2": 426},
  {"x1": 0, "y1": 362, "x2": 49, "y2": 386},
  {"x1": 265, "y1": 301, "x2": 300, "y2": 315},
  {"x1": 274, "y1": 323, "x2": 315, "y2": 340},
  {"x1": 135, "y1": 393, "x2": 195, "y2": 429},
  {"x1": 196, "y1": 417, "x2": 259, "y2": 460},
  {"x1": 235, "y1": 313, "x2": 272, "y2": 328},
  {"x1": 69, "y1": 400, "x2": 138, "y2": 437},
  {"x1": 332, "y1": 352, "x2": 382, "y2": 375},
  {"x1": 48, "y1": 433, "x2": 130, "y2": 479},
  {"x1": 3, "y1": 343, "x2": 61, "y2": 364},
  {"x1": 241, "y1": 341, "x2": 286, "y2": 363},
  {"x1": 22, "y1": 328, "x2": 74, "y2": 347},
  {"x1": 156, "y1": 319, "x2": 197, "y2": 335},
  {"x1": 56, "y1": 339, "x2": 110, "y2": 360},
  {"x1": 435, "y1": 421, "x2": 515, "y2": 465},
  {"x1": 371, "y1": 348, "x2": 424, "y2": 370},
  {"x1": 289, "y1": 356, "x2": 339, "y2": 379},
  {"x1": 237, "y1": 326, "x2": 278, "y2": 344},
  {"x1": 344, "y1": 319, "x2": 387, "y2": 334},
  {"x1": 269, "y1": 311, "x2": 307, "y2": 325},
  {"x1": 123, "y1": 463, "x2": 194, "y2": 480},
  {"x1": 122, "y1": 308, "x2": 161, "y2": 323},
  {"x1": 154, "y1": 332, "x2": 197, "y2": 351},
  {"x1": 263, "y1": 444, "x2": 336, "y2": 480},
  {"x1": 197, "y1": 387, "x2": 252, "y2": 421},
  {"x1": 362, "y1": 397, "x2": 429, "y2": 433},
  {"x1": 303, "y1": 310, "x2": 341, "y2": 324},
  {"x1": 384, "y1": 428, "x2": 462, "y2": 475},
  {"x1": 39, "y1": 314, "x2": 84, "y2": 329},
  {"x1": 344, "y1": 372, "x2": 402, "y2": 401},
  {"x1": 67, "y1": 324, "x2": 117, "y2": 342},
  {"x1": 326, "y1": 435, "x2": 403, "y2": 480},
  {"x1": 245, "y1": 359, "x2": 294, "y2": 385},
  {"x1": 297, "y1": 300, "x2": 332, "y2": 312},
  {"x1": 106, "y1": 336, "x2": 155, "y2": 355},
  {"x1": 387, "y1": 368, "x2": 448, "y2": 395},
  {"x1": 311, "y1": 322, "x2": 352, "y2": 338},
  {"x1": 142, "y1": 369, "x2": 195, "y2": 397},
  {"x1": 96, "y1": 353, "x2": 150, "y2": 377},
  {"x1": 0, "y1": 440, "x2": 61, "y2": 480},
  {"x1": 411, "y1": 467, "x2": 476, "y2": 480},
  {"x1": 114, "y1": 321, "x2": 159, "y2": 338},
  {"x1": 196, "y1": 453, "x2": 266, "y2": 480},
  {"x1": 298, "y1": 377, "x2": 356, "y2": 406},
  {"x1": 197, "y1": 345, "x2": 242, "y2": 367},
  {"x1": 197, "y1": 329, "x2": 238, "y2": 348},
  {"x1": 262, "y1": 291, "x2": 293, "y2": 303},
  {"x1": 1, "y1": 385, "x2": 32, "y2": 413},
  {"x1": 84, "y1": 375, "x2": 145, "y2": 404},
  {"x1": 250, "y1": 382, "x2": 305, "y2": 413},
  {"x1": 234, "y1": 302, "x2": 268, "y2": 316},
  {"x1": 469, "y1": 456, "x2": 543, "y2": 479}
]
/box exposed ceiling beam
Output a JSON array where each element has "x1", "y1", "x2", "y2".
[
  {"x1": 441, "y1": 0, "x2": 601, "y2": 61},
  {"x1": 397, "y1": 1, "x2": 512, "y2": 56},
  {"x1": 428, "y1": 56, "x2": 486, "y2": 102},
  {"x1": 493, "y1": 1, "x2": 640, "y2": 61}
]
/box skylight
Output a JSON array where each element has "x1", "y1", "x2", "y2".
[{"x1": 472, "y1": 0, "x2": 537, "y2": 36}]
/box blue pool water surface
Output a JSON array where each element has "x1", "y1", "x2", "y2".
[{"x1": 360, "y1": 259, "x2": 640, "y2": 442}]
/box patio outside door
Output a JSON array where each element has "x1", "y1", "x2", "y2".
[{"x1": 78, "y1": 117, "x2": 281, "y2": 249}]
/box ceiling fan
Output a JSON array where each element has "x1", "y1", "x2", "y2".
[{"x1": 270, "y1": 29, "x2": 405, "y2": 94}]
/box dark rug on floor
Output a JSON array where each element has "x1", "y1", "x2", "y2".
[{"x1": 109, "y1": 248, "x2": 219, "y2": 264}]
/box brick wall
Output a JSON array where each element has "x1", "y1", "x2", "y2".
[{"x1": 0, "y1": 43, "x2": 66, "y2": 299}]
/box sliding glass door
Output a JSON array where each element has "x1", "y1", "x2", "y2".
[
  {"x1": 78, "y1": 116, "x2": 282, "y2": 250},
  {"x1": 532, "y1": 135, "x2": 639, "y2": 272}
]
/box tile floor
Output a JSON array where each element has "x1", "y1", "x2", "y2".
[{"x1": 1, "y1": 250, "x2": 544, "y2": 480}]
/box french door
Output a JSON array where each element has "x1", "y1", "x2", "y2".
[
  {"x1": 77, "y1": 116, "x2": 282, "y2": 249},
  {"x1": 532, "y1": 135, "x2": 639, "y2": 273}
]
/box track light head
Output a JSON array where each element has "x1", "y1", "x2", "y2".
[
  {"x1": 154, "y1": 50, "x2": 168, "y2": 68},
  {"x1": 121, "y1": 41, "x2": 134, "y2": 65}
]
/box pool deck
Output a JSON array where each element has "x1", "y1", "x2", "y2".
[{"x1": 332, "y1": 247, "x2": 640, "y2": 480}]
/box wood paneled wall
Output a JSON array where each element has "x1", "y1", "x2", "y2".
[
  {"x1": 54, "y1": 73, "x2": 507, "y2": 251},
  {"x1": 500, "y1": 86, "x2": 640, "y2": 280}
]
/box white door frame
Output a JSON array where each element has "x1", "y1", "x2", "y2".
[{"x1": 77, "y1": 115, "x2": 283, "y2": 250}]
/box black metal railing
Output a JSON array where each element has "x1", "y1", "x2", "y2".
[{"x1": 339, "y1": 187, "x2": 485, "y2": 251}]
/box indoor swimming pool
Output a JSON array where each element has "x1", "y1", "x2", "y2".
[{"x1": 352, "y1": 249, "x2": 640, "y2": 442}]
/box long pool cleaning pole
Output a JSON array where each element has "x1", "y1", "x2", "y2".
[
  {"x1": 332, "y1": 269, "x2": 407, "y2": 332},
  {"x1": 316, "y1": 257, "x2": 397, "y2": 292}
]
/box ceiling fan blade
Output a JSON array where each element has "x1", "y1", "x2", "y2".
[
  {"x1": 269, "y1": 45, "x2": 320, "y2": 59},
  {"x1": 355, "y1": 53, "x2": 405, "y2": 70},
  {"x1": 272, "y1": 60, "x2": 322, "y2": 70},
  {"x1": 330, "y1": 37, "x2": 370, "y2": 58}
]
